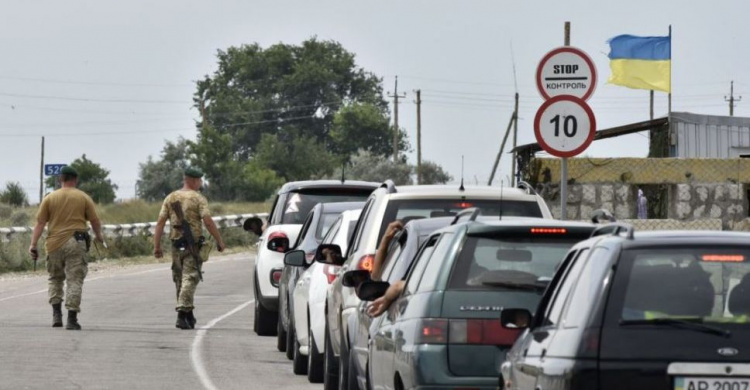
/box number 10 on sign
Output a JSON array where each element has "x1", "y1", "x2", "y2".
[{"x1": 533, "y1": 95, "x2": 596, "y2": 158}]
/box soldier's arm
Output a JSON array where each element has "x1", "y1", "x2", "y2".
[
  {"x1": 84, "y1": 196, "x2": 104, "y2": 242},
  {"x1": 202, "y1": 215, "x2": 225, "y2": 252},
  {"x1": 29, "y1": 199, "x2": 49, "y2": 255},
  {"x1": 153, "y1": 215, "x2": 168, "y2": 258}
]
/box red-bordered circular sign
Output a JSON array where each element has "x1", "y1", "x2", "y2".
[
  {"x1": 536, "y1": 47, "x2": 597, "y2": 101},
  {"x1": 534, "y1": 95, "x2": 596, "y2": 158}
]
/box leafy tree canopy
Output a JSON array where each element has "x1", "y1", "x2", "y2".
[
  {"x1": 46, "y1": 154, "x2": 118, "y2": 204},
  {"x1": 418, "y1": 161, "x2": 453, "y2": 185},
  {"x1": 136, "y1": 138, "x2": 191, "y2": 202},
  {"x1": 0, "y1": 182, "x2": 29, "y2": 207}
]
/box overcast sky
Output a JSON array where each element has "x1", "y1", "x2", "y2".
[{"x1": 1, "y1": 0, "x2": 746, "y2": 202}]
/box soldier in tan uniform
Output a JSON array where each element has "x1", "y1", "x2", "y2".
[
  {"x1": 29, "y1": 165, "x2": 104, "y2": 330},
  {"x1": 153, "y1": 167, "x2": 225, "y2": 330}
]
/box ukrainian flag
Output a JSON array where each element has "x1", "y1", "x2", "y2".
[{"x1": 608, "y1": 34, "x2": 671, "y2": 93}]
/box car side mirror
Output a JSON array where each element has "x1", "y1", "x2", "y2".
[
  {"x1": 356, "y1": 281, "x2": 390, "y2": 301},
  {"x1": 243, "y1": 217, "x2": 264, "y2": 236},
  {"x1": 284, "y1": 250, "x2": 306, "y2": 267},
  {"x1": 267, "y1": 233, "x2": 290, "y2": 253},
  {"x1": 500, "y1": 308, "x2": 533, "y2": 330},
  {"x1": 341, "y1": 270, "x2": 371, "y2": 288},
  {"x1": 315, "y1": 244, "x2": 344, "y2": 266}
]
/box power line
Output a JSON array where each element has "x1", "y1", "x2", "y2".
[
  {"x1": 0, "y1": 92, "x2": 191, "y2": 104},
  {"x1": 0, "y1": 75, "x2": 192, "y2": 88}
]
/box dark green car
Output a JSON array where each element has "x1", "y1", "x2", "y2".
[{"x1": 358, "y1": 216, "x2": 596, "y2": 390}]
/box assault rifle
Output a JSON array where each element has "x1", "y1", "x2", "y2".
[{"x1": 170, "y1": 201, "x2": 203, "y2": 281}]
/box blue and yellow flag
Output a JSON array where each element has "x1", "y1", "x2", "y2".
[{"x1": 607, "y1": 34, "x2": 671, "y2": 93}]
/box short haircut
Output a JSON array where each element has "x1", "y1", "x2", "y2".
[{"x1": 61, "y1": 173, "x2": 77, "y2": 182}]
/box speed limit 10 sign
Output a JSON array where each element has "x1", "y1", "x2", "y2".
[{"x1": 533, "y1": 95, "x2": 596, "y2": 158}]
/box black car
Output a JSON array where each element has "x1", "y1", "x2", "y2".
[
  {"x1": 278, "y1": 201, "x2": 364, "y2": 358},
  {"x1": 501, "y1": 225, "x2": 750, "y2": 390}
]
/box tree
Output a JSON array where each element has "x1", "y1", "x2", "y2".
[
  {"x1": 336, "y1": 151, "x2": 413, "y2": 185},
  {"x1": 190, "y1": 38, "x2": 405, "y2": 197},
  {"x1": 0, "y1": 182, "x2": 28, "y2": 207},
  {"x1": 137, "y1": 138, "x2": 191, "y2": 201},
  {"x1": 418, "y1": 161, "x2": 453, "y2": 184},
  {"x1": 46, "y1": 154, "x2": 118, "y2": 204}
]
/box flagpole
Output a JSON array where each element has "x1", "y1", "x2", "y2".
[{"x1": 668, "y1": 25, "x2": 672, "y2": 116}]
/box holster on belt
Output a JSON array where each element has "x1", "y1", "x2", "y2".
[{"x1": 73, "y1": 231, "x2": 91, "y2": 252}]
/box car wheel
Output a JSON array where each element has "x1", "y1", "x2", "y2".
[
  {"x1": 255, "y1": 299, "x2": 278, "y2": 336},
  {"x1": 323, "y1": 320, "x2": 339, "y2": 390},
  {"x1": 307, "y1": 320, "x2": 324, "y2": 383},
  {"x1": 276, "y1": 310, "x2": 287, "y2": 352},
  {"x1": 286, "y1": 317, "x2": 295, "y2": 360},
  {"x1": 338, "y1": 329, "x2": 349, "y2": 390},
  {"x1": 292, "y1": 333, "x2": 308, "y2": 375}
]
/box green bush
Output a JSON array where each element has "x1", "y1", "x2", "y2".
[
  {"x1": 0, "y1": 182, "x2": 29, "y2": 207},
  {"x1": 0, "y1": 205, "x2": 12, "y2": 219}
]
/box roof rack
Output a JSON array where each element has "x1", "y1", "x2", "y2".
[
  {"x1": 451, "y1": 207, "x2": 481, "y2": 225},
  {"x1": 516, "y1": 181, "x2": 538, "y2": 196},
  {"x1": 590, "y1": 223, "x2": 635, "y2": 240},
  {"x1": 380, "y1": 180, "x2": 397, "y2": 194}
]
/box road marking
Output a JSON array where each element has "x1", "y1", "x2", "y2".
[{"x1": 191, "y1": 299, "x2": 254, "y2": 390}]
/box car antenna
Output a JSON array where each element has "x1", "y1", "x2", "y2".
[
  {"x1": 459, "y1": 155, "x2": 465, "y2": 192},
  {"x1": 499, "y1": 180, "x2": 504, "y2": 220}
]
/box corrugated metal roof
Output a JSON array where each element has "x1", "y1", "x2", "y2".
[{"x1": 672, "y1": 112, "x2": 750, "y2": 158}]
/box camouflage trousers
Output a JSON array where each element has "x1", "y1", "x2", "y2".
[
  {"x1": 47, "y1": 237, "x2": 88, "y2": 312},
  {"x1": 171, "y1": 249, "x2": 201, "y2": 311}
]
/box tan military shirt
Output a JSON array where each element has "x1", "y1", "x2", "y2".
[
  {"x1": 36, "y1": 188, "x2": 98, "y2": 253},
  {"x1": 158, "y1": 190, "x2": 210, "y2": 240}
]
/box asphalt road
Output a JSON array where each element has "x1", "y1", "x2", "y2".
[{"x1": 0, "y1": 252, "x2": 318, "y2": 390}]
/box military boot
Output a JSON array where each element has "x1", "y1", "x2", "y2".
[
  {"x1": 52, "y1": 303, "x2": 63, "y2": 328},
  {"x1": 175, "y1": 311, "x2": 191, "y2": 330},
  {"x1": 186, "y1": 310, "x2": 196, "y2": 329},
  {"x1": 66, "y1": 310, "x2": 81, "y2": 330}
]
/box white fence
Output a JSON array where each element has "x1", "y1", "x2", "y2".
[{"x1": 0, "y1": 213, "x2": 269, "y2": 242}]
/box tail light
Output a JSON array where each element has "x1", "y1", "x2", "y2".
[
  {"x1": 530, "y1": 228, "x2": 567, "y2": 234},
  {"x1": 416, "y1": 319, "x2": 449, "y2": 344},
  {"x1": 323, "y1": 265, "x2": 338, "y2": 284},
  {"x1": 267, "y1": 232, "x2": 289, "y2": 252},
  {"x1": 449, "y1": 319, "x2": 521, "y2": 345},
  {"x1": 270, "y1": 268, "x2": 283, "y2": 287},
  {"x1": 357, "y1": 254, "x2": 375, "y2": 272}
]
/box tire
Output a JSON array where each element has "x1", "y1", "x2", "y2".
[
  {"x1": 338, "y1": 329, "x2": 350, "y2": 390},
  {"x1": 292, "y1": 334, "x2": 308, "y2": 375},
  {"x1": 276, "y1": 310, "x2": 287, "y2": 352},
  {"x1": 286, "y1": 317, "x2": 295, "y2": 360},
  {"x1": 307, "y1": 320, "x2": 324, "y2": 383},
  {"x1": 323, "y1": 321, "x2": 340, "y2": 390},
  {"x1": 255, "y1": 298, "x2": 278, "y2": 336}
]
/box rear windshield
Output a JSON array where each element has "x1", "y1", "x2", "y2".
[
  {"x1": 620, "y1": 248, "x2": 750, "y2": 323},
  {"x1": 379, "y1": 199, "x2": 542, "y2": 242},
  {"x1": 281, "y1": 189, "x2": 371, "y2": 224},
  {"x1": 447, "y1": 235, "x2": 582, "y2": 290},
  {"x1": 316, "y1": 213, "x2": 342, "y2": 240}
]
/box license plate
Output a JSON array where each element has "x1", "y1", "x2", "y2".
[{"x1": 675, "y1": 377, "x2": 750, "y2": 390}]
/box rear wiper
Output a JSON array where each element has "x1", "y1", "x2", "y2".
[{"x1": 619, "y1": 318, "x2": 731, "y2": 338}]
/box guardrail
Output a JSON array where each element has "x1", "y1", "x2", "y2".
[{"x1": 0, "y1": 213, "x2": 269, "y2": 242}]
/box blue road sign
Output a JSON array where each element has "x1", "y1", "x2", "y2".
[{"x1": 44, "y1": 164, "x2": 67, "y2": 176}]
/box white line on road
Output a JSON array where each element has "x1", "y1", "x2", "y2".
[{"x1": 191, "y1": 299, "x2": 254, "y2": 390}]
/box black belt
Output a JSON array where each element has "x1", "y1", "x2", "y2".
[{"x1": 172, "y1": 236, "x2": 206, "y2": 250}]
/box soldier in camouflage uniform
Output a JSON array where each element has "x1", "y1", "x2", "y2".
[
  {"x1": 29, "y1": 165, "x2": 104, "y2": 330},
  {"x1": 153, "y1": 167, "x2": 226, "y2": 330}
]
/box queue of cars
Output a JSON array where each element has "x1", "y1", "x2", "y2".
[{"x1": 246, "y1": 179, "x2": 750, "y2": 390}]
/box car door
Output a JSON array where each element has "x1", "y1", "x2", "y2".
[
  {"x1": 371, "y1": 234, "x2": 439, "y2": 390},
  {"x1": 506, "y1": 248, "x2": 590, "y2": 390}
]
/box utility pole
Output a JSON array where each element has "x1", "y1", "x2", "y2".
[
  {"x1": 415, "y1": 89, "x2": 422, "y2": 184},
  {"x1": 725, "y1": 80, "x2": 742, "y2": 116},
  {"x1": 560, "y1": 21, "x2": 571, "y2": 220},
  {"x1": 39, "y1": 136, "x2": 44, "y2": 203},
  {"x1": 510, "y1": 92, "x2": 519, "y2": 186},
  {"x1": 388, "y1": 76, "x2": 406, "y2": 162}
]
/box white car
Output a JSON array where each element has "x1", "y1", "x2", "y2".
[
  {"x1": 291, "y1": 209, "x2": 361, "y2": 383},
  {"x1": 250, "y1": 180, "x2": 378, "y2": 336}
]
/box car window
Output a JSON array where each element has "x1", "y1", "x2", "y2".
[
  {"x1": 619, "y1": 247, "x2": 750, "y2": 323},
  {"x1": 562, "y1": 247, "x2": 611, "y2": 328},
  {"x1": 379, "y1": 232, "x2": 407, "y2": 282},
  {"x1": 378, "y1": 198, "x2": 542, "y2": 244},
  {"x1": 321, "y1": 216, "x2": 342, "y2": 245},
  {"x1": 293, "y1": 211, "x2": 315, "y2": 248},
  {"x1": 416, "y1": 233, "x2": 455, "y2": 293},
  {"x1": 543, "y1": 248, "x2": 591, "y2": 327},
  {"x1": 280, "y1": 189, "x2": 371, "y2": 225},
  {"x1": 270, "y1": 193, "x2": 288, "y2": 225},
  {"x1": 316, "y1": 212, "x2": 341, "y2": 241},
  {"x1": 405, "y1": 235, "x2": 440, "y2": 295},
  {"x1": 447, "y1": 235, "x2": 583, "y2": 291},
  {"x1": 348, "y1": 198, "x2": 374, "y2": 256}
]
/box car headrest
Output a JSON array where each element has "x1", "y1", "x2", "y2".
[{"x1": 729, "y1": 273, "x2": 750, "y2": 317}]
